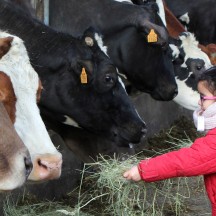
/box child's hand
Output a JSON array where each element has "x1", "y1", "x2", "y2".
[{"x1": 123, "y1": 165, "x2": 141, "y2": 181}]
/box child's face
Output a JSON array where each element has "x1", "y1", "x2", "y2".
[{"x1": 198, "y1": 81, "x2": 216, "y2": 111}]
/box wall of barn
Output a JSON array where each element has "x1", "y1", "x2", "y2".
[{"x1": 0, "y1": 0, "x2": 193, "y2": 209}]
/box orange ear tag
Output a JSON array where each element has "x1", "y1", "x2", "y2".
[
  {"x1": 80, "y1": 67, "x2": 88, "y2": 84},
  {"x1": 147, "y1": 29, "x2": 158, "y2": 43}
]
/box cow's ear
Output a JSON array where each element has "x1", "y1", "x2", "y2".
[
  {"x1": 0, "y1": 36, "x2": 14, "y2": 59},
  {"x1": 138, "y1": 20, "x2": 168, "y2": 47},
  {"x1": 81, "y1": 27, "x2": 101, "y2": 49},
  {"x1": 84, "y1": 37, "x2": 94, "y2": 47}
]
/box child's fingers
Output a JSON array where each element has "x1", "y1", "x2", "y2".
[{"x1": 123, "y1": 170, "x2": 130, "y2": 178}]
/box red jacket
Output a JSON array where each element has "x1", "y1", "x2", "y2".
[{"x1": 138, "y1": 128, "x2": 216, "y2": 216}]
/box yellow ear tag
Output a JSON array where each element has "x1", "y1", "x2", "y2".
[
  {"x1": 80, "y1": 67, "x2": 88, "y2": 84},
  {"x1": 147, "y1": 29, "x2": 158, "y2": 43}
]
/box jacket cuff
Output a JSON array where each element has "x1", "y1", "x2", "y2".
[{"x1": 138, "y1": 159, "x2": 160, "y2": 182}]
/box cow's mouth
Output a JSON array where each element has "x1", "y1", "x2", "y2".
[{"x1": 111, "y1": 126, "x2": 147, "y2": 147}]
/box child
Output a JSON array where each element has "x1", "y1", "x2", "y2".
[{"x1": 123, "y1": 66, "x2": 216, "y2": 216}]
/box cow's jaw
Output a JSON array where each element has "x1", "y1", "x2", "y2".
[{"x1": 173, "y1": 78, "x2": 199, "y2": 110}]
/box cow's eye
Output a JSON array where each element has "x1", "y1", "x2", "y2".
[
  {"x1": 105, "y1": 75, "x2": 114, "y2": 83},
  {"x1": 196, "y1": 65, "x2": 202, "y2": 70}
]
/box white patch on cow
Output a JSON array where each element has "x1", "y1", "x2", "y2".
[
  {"x1": 63, "y1": 115, "x2": 80, "y2": 128},
  {"x1": 169, "y1": 44, "x2": 180, "y2": 59},
  {"x1": 156, "y1": 0, "x2": 166, "y2": 26},
  {"x1": 0, "y1": 32, "x2": 61, "y2": 159},
  {"x1": 118, "y1": 76, "x2": 127, "y2": 93},
  {"x1": 94, "y1": 33, "x2": 108, "y2": 56},
  {"x1": 116, "y1": 70, "x2": 128, "y2": 80},
  {"x1": 179, "y1": 12, "x2": 190, "y2": 24},
  {"x1": 113, "y1": 0, "x2": 133, "y2": 3},
  {"x1": 179, "y1": 32, "x2": 212, "y2": 69},
  {"x1": 173, "y1": 78, "x2": 199, "y2": 110}
]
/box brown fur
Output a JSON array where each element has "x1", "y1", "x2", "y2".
[
  {"x1": 0, "y1": 37, "x2": 13, "y2": 59},
  {"x1": 0, "y1": 72, "x2": 16, "y2": 123},
  {"x1": 37, "y1": 79, "x2": 43, "y2": 103},
  {"x1": 0, "y1": 102, "x2": 26, "y2": 178},
  {"x1": 163, "y1": 0, "x2": 185, "y2": 38}
]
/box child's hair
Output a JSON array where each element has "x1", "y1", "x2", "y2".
[{"x1": 198, "y1": 66, "x2": 216, "y2": 95}]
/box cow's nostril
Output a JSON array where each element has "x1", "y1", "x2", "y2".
[
  {"x1": 24, "y1": 156, "x2": 33, "y2": 178},
  {"x1": 38, "y1": 159, "x2": 48, "y2": 170}
]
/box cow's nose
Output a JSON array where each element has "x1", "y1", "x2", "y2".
[
  {"x1": 28, "y1": 153, "x2": 62, "y2": 181},
  {"x1": 24, "y1": 156, "x2": 33, "y2": 178}
]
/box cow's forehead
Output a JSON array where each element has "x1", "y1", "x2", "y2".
[
  {"x1": 0, "y1": 31, "x2": 39, "y2": 95},
  {"x1": 180, "y1": 33, "x2": 211, "y2": 65}
]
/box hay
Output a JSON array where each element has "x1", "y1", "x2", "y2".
[
  {"x1": 4, "y1": 130, "x2": 199, "y2": 216},
  {"x1": 3, "y1": 195, "x2": 92, "y2": 216},
  {"x1": 78, "y1": 147, "x2": 192, "y2": 215}
]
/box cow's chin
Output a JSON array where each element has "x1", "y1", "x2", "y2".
[
  {"x1": 110, "y1": 128, "x2": 146, "y2": 148},
  {"x1": 149, "y1": 89, "x2": 177, "y2": 101}
]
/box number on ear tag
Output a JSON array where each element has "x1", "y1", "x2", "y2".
[
  {"x1": 147, "y1": 29, "x2": 158, "y2": 43},
  {"x1": 80, "y1": 67, "x2": 87, "y2": 84}
]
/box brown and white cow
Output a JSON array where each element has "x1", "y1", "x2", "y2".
[
  {"x1": 0, "y1": 101, "x2": 32, "y2": 191},
  {"x1": 0, "y1": 32, "x2": 62, "y2": 182}
]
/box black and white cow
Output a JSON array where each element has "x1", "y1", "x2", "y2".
[
  {"x1": 131, "y1": 0, "x2": 213, "y2": 110},
  {"x1": 0, "y1": 0, "x2": 146, "y2": 152},
  {"x1": 170, "y1": 33, "x2": 212, "y2": 110},
  {"x1": 49, "y1": 0, "x2": 178, "y2": 101},
  {"x1": 164, "y1": 0, "x2": 216, "y2": 45}
]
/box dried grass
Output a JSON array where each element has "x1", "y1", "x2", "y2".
[{"x1": 4, "y1": 133, "x2": 199, "y2": 216}]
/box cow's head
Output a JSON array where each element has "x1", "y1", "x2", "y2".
[
  {"x1": 38, "y1": 28, "x2": 147, "y2": 146},
  {"x1": 0, "y1": 32, "x2": 62, "y2": 182},
  {"x1": 170, "y1": 32, "x2": 212, "y2": 110},
  {"x1": 0, "y1": 37, "x2": 32, "y2": 191},
  {"x1": 103, "y1": 1, "x2": 177, "y2": 101},
  {"x1": 105, "y1": 24, "x2": 177, "y2": 101}
]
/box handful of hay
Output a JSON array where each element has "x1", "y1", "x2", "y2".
[{"x1": 78, "y1": 152, "x2": 191, "y2": 216}]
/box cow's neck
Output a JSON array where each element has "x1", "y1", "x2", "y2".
[{"x1": 0, "y1": 1, "x2": 76, "y2": 56}]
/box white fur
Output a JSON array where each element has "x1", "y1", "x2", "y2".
[
  {"x1": 179, "y1": 12, "x2": 190, "y2": 24},
  {"x1": 118, "y1": 76, "x2": 127, "y2": 92},
  {"x1": 173, "y1": 79, "x2": 199, "y2": 110},
  {"x1": 179, "y1": 33, "x2": 212, "y2": 69},
  {"x1": 63, "y1": 115, "x2": 80, "y2": 128},
  {"x1": 156, "y1": 0, "x2": 166, "y2": 26},
  {"x1": 169, "y1": 44, "x2": 180, "y2": 59},
  {"x1": 114, "y1": 0, "x2": 132, "y2": 3},
  {"x1": 94, "y1": 33, "x2": 108, "y2": 56},
  {"x1": 117, "y1": 70, "x2": 128, "y2": 80},
  {"x1": 0, "y1": 32, "x2": 61, "y2": 162}
]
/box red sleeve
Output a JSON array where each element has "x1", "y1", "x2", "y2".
[{"x1": 138, "y1": 134, "x2": 216, "y2": 182}]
